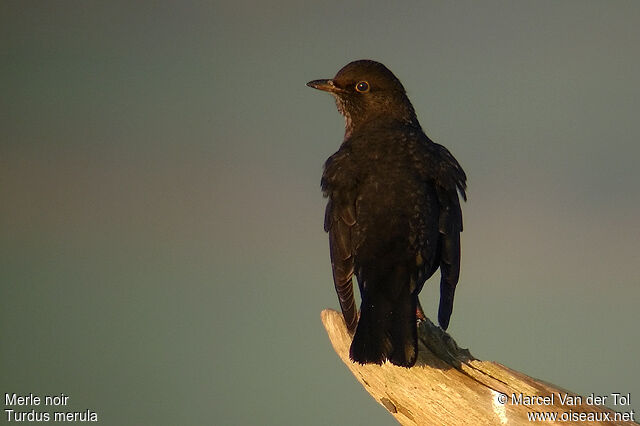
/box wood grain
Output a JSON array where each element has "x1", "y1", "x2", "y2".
[{"x1": 321, "y1": 309, "x2": 637, "y2": 426}]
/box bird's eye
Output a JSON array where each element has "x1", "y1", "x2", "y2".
[{"x1": 355, "y1": 81, "x2": 370, "y2": 93}]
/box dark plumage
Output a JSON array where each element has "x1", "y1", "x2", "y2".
[{"x1": 307, "y1": 60, "x2": 466, "y2": 367}]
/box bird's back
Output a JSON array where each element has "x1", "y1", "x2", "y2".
[{"x1": 324, "y1": 124, "x2": 441, "y2": 272}]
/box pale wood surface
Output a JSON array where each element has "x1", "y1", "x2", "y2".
[{"x1": 321, "y1": 309, "x2": 636, "y2": 426}]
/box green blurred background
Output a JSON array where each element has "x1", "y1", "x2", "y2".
[{"x1": 2, "y1": 1, "x2": 638, "y2": 424}]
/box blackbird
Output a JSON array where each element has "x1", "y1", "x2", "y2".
[{"x1": 307, "y1": 60, "x2": 466, "y2": 367}]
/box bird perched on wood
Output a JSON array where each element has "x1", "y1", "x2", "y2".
[{"x1": 307, "y1": 60, "x2": 467, "y2": 367}]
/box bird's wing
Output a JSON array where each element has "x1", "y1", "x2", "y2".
[
  {"x1": 324, "y1": 197, "x2": 358, "y2": 333},
  {"x1": 433, "y1": 143, "x2": 467, "y2": 330}
]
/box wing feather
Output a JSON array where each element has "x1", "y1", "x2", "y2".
[{"x1": 326, "y1": 200, "x2": 358, "y2": 332}]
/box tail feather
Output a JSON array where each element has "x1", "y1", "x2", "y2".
[
  {"x1": 388, "y1": 295, "x2": 418, "y2": 367},
  {"x1": 349, "y1": 292, "x2": 418, "y2": 367},
  {"x1": 349, "y1": 297, "x2": 392, "y2": 365}
]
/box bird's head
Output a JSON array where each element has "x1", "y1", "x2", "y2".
[{"x1": 307, "y1": 60, "x2": 418, "y2": 135}]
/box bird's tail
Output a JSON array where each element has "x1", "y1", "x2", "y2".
[{"x1": 349, "y1": 291, "x2": 418, "y2": 367}]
